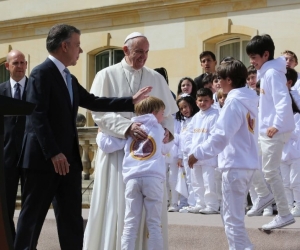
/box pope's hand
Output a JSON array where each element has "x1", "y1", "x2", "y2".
[
  {"x1": 126, "y1": 122, "x2": 148, "y2": 140},
  {"x1": 132, "y1": 86, "x2": 152, "y2": 104}
]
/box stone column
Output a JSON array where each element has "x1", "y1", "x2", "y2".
[{"x1": 77, "y1": 126, "x2": 97, "y2": 180}]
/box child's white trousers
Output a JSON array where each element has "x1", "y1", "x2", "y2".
[
  {"x1": 222, "y1": 168, "x2": 254, "y2": 250},
  {"x1": 192, "y1": 164, "x2": 219, "y2": 210},
  {"x1": 280, "y1": 158, "x2": 300, "y2": 207},
  {"x1": 121, "y1": 177, "x2": 164, "y2": 250},
  {"x1": 259, "y1": 132, "x2": 291, "y2": 216}
]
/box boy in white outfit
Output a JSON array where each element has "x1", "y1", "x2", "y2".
[
  {"x1": 281, "y1": 68, "x2": 300, "y2": 216},
  {"x1": 186, "y1": 88, "x2": 220, "y2": 214},
  {"x1": 282, "y1": 50, "x2": 300, "y2": 93},
  {"x1": 246, "y1": 34, "x2": 295, "y2": 230},
  {"x1": 96, "y1": 96, "x2": 168, "y2": 250},
  {"x1": 188, "y1": 60, "x2": 259, "y2": 250}
]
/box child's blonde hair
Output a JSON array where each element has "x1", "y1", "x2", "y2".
[
  {"x1": 217, "y1": 88, "x2": 227, "y2": 99},
  {"x1": 134, "y1": 96, "x2": 165, "y2": 116}
]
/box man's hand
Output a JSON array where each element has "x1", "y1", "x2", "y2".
[
  {"x1": 132, "y1": 86, "x2": 152, "y2": 104},
  {"x1": 126, "y1": 122, "x2": 148, "y2": 140},
  {"x1": 188, "y1": 154, "x2": 198, "y2": 169},
  {"x1": 51, "y1": 153, "x2": 70, "y2": 175},
  {"x1": 163, "y1": 129, "x2": 170, "y2": 143},
  {"x1": 266, "y1": 126, "x2": 278, "y2": 138}
]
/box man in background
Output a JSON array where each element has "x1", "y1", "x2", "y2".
[
  {"x1": 194, "y1": 51, "x2": 217, "y2": 90},
  {"x1": 0, "y1": 49, "x2": 27, "y2": 241}
]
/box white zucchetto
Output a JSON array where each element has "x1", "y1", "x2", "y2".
[{"x1": 124, "y1": 32, "x2": 146, "y2": 43}]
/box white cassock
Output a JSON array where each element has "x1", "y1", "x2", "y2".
[{"x1": 83, "y1": 58, "x2": 178, "y2": 250}]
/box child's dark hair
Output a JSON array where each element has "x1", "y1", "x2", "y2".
[
  {"x1": 154, "y1": 67, "x2": 169, "y2": 84},
  {"x1": 202, "y1": 73, "x2": 213, "y2": 87},
  {"x1": 282, "y1": 50, "x2": 298, "y2": 64},
  {"x1": 256, "y1": 80, "x2": 261, "y2": 96},
  {"x1": 212, "y1": 72, "x2": 218, "y2": 81},
  {"x1": 286, "y1": 68, "x2": 298, "y2": 87},
  {"x1": 199, "y1": 51, "x2": 216, "y2": 61},
  {"x1": 247, "y1": 65, "x2": 257, "y2": 75},
  {"x1": 217, "y1": 60, "x2": 247, "y2": 89},
  {"x1": 175, "y1": 95, "x2": 199, "y2": 122},
  {"x1": 290, "y1": 94, "x2": 300, "y2": 114},
  {"x1": 176, "y1": 77, "x2": 197, "y2": 99},
  {"x1": 220, "y1": 56, "x2": 235, "y2": 64},
  {"x1": 246, "y1": 34, "x2": 275, "y2": 61},
  {"x1": 196, "y1": 88, "x2": 213, "y2": 99}
]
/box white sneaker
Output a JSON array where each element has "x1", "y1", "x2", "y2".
[
  {"x1": 291, "y1": 206, "x2": 300, "y2": 217},
  {"x1": 187, "y1": 206, "x2": 202, "y2": 214},
  {"x1": 178, "y1": 204, "x2": 188, "y2": 210},
  {"x1": 262, "y1": 214, "x2": 295, "y2": 230},
  {"x1": 168, "y1": 204, "x2": 179, "y2": 212},
  {"x1": 179, "y1": 206, "x2": 190, "y2": 213},
  {"x1": 199, "y1": 207, "x2": 219, "y2": 214},
  {"x1": 247, "y1": 193, "x2": 275, "y2": 217},
  {"x1": 263, "y1": 205, "x2": 273, "y2": 216}
]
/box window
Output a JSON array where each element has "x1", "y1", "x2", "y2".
[
  {"x1": 95, "y1": 49, "x2": 124, "y2": 72},
  {"x1": 0, "y1": 62, "x2": 9, "y2": 83},
  {"x1": 217, "y1": 38, "x2": 250, "y2": 67}
]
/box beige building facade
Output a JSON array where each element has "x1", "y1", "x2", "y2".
[{"x1": 1, "y1": 0, "x2": 300, "y2": 125}]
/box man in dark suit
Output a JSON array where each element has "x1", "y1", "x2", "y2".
[
  {"x1": 194, "y1": 51, "x2": 217, "y2": 90},
  {"x1": 0, "y1": 50, "x2": 28, "y2": 241},
  {"x1": 14, "y1": 24, "x2": 151, "y2": 250}
]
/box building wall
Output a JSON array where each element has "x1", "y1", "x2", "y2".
[{"x1": 1, "y1": 0, "x2": 300, "y2": 124}]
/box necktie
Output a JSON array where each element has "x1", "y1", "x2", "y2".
[
  {"x1": 63, "y1": 68, "x2": 73, "y2": 105},
  {"x1": 14, "y1": 83, "x2": 21, "y2": 100}
]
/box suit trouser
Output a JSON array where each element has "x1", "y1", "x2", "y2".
[
  {"x1": 280, "y1": 158, "x2": 300, "y2": 208},
  {"x1": 259, "y1": 133, "x2": 291, "y2": 216},
  {"x1": 4, "y1": 166, "x2": 23, "y2": 241},
  {"x1": 121, "y1": 177, "x2": 164, "y2": 250},
  {"x1": 14, "y1": 167, "x2": 83, "y2": 250},
  {"x1": 222, "y1": 169, "x2": 254, "y2": 250}
]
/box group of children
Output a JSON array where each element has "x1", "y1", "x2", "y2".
[
  {"x1": 96, "y1": 34, "x2": 300, "y2": 250},
  {"x1": 167, "y1": 36, "x2": 300, "y2": 249}
]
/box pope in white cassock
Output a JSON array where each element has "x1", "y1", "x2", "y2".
[{"x1": 83, "y1": 32, "x2": 178, "y2": 250}]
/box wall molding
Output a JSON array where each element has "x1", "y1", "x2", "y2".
[{"x1": 0, "y1": 0, "x2": 269, "y2": 41}]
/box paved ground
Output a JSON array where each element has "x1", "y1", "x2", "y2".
[{"x1": 13, "y1": 209, "x2": 300, "y2": 250}]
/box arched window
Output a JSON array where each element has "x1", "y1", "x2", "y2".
[
  {"x1": 86, "y1": 48, "x2": 124, "y2": 126},
  {"x1": 0, "y1": 62, "x2": 9, "y2": 83},
  {"x1": 95, "y1": 49, "x2": 124, "y2": 72},
  {"x1": 217, "y1": 37, "x2": 250, "y2": 67}
]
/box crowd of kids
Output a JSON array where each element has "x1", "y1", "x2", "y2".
[{"x1": 95, "y1": 34, "x2": 300, "y2": 250}]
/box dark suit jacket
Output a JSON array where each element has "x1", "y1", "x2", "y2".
[
  {"x1": 20, "y1": 58, "x2": 134, "y2": 171},
  {"x1": 194, "y1": 73, "x2": 206, "y2": 90},
  {"x1": 0, "y1": 78, "x2": 27, "y2": 168}
]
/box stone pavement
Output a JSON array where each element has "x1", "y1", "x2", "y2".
[{"x1": 13, "y1": 209, "x2": 300, "y2": 250}]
